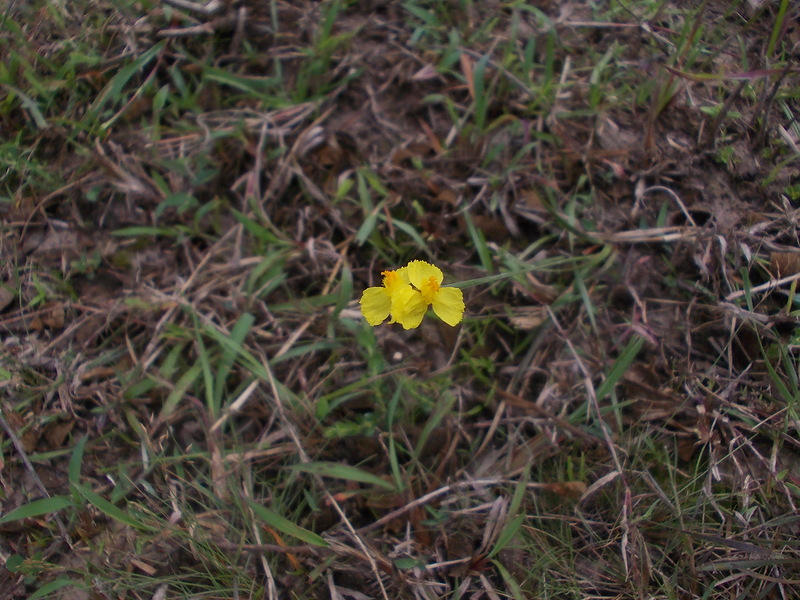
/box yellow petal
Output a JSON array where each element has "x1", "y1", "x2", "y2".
[
  {"x1": 360, "y1": 287, "x2": 392, "y2": 326},
  {"x1": 432, "y1": 287, "x2": 465, "y2": 326},
  {"x1": 386, "y1": 282, "x2": 412, "y2": 323},
  {"x1": 391, "y1": 286, "x2": 428, "y2": 330},
  {"x1": 405, "y1": 260, "x2": 443, "y2": 290},
  {"x1": 395, "y1": 265, "x2": 411, "y2": 284}
]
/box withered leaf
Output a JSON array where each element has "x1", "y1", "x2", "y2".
[
  {"x1": 769, "y1": 252, "x2": 800, "y2": 278},
  {"x1": 44, "y1": 420, "x2": 75, "y2": 449}
]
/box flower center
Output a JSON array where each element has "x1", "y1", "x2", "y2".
[
  {"x1": 382, "y1": 270, "x2": 401, "y2": 292},
  {"x1": 420, "y1": 276, "x2": 439, "y2": 303}
]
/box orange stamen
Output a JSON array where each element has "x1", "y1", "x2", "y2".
[
  {"x1": 420, "y1": 276, "x2": 439, "y2": 303},
  {"x1": 382, "y1": 270, "x2": 400, "y2": 290}
]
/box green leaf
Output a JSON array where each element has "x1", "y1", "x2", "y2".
[
  {"x1": 232, "y1": 208, "x2": 289, "y2": 245},
  {"x1": 200, "y1": 320, "x2": 270, "y2": 379},
  {"x1": 473, "y1": 52, "x2": 491, "y2": 131},
  {"x1": 414, "y1": 391, "x2": 456, "y2": 460},
  {"x1": 492, "y1": 559, "x2": 525, "y2": 600},
  {"x1": 595, "y1": 335, "x2": 644, "y2": 402},
  {"x1": 766, "y1": 0, "x2": 790, "y2": 57},
  {"x1": 574, "y1": 270, "x2": 596, "y2": 331},
  {"x1": 0, "y1": 496, "x2": 72, "y2": 524},
  {"x1": 289, "y1": 462, "x2": 397, "y2": 491},
  {"x1": 334, "y1": 264, "x2": 353, "y2": 317},
  {"x1": 213, "y1": 312, "x2": 255, "y2": 408},
  {"x1": 72, "y1": 482, "x2": 155, "y2": 532},
  {"x1": 160, "y1": 363, "x2": 202, "y2": 421},
  {"x1": 379, "y1": 215, "x2": 429, "y2": 252},
  {"x1": 30, "y1": 579, "x2": 82, "y2": 600},
  {"x1": 111, "y1": 226, "x2": 181, "y2": 238},
  {"x1": 85, "y1": 40, "x2": 166, "y2": 121},
  {"x1": 4, "y1": 554, "x2": 24, "y2": 572},
  {"x1": 246, "y1": 498, "x2": 329, "y2": 547},
  {"x1": 154, "y1": 192, "x2": 199, "y2": 220},
  {"x1": 355, "y1": 201, "x2": 384, "y2": 245},
  {"x1": 762, "y1": 342, "x2": 797, "y2": 406},
  {"x1": 187, "y1": 312, "x2": 217, "y2": 418},
  {"x1": 487, "y1": 514, "x2": 524, "y2": 558},
  {"x1": 68, "y1": 435, "x2": 87, "y2": 486},
  {"x1": 394, "y1": 557, "x2": 424, "y2": 570},
  {"x1": 202, "y1": 66, "x2": 282, "y2": 96},
  {"x1": 386, "y1": 385, "x2": 405, "y2": 491},
  {"x1": 464, "y1": 210, "x2": 493, "y2": 274},
  {"x1": 123, "y1": 375, "x2": 158, "y2": 400},
  {"x1": 508, "y1": 467, "x2": 529, "y2": 520},
  {"x1": 0, "y1": 83, "x2": 47, "y2": 129}
]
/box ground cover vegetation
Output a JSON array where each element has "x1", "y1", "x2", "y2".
[{"x1": 1, "y1": 0, "x2": 799, "y2": 598}]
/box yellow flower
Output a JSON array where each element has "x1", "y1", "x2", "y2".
[
  {"x1": 359, "y1": 267, "x2": 410, "y2": 326},
  {"x1": 391, "y1": 260, "x2": 464, "y2": 329},
  {"x1": 360, "y1": 259, "x2": 465, "y2": 330}
]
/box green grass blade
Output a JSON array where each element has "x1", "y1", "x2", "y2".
[
  {"x1": 30, "y1": 579, "x2": 83, "y2": 600},
  {"x1": 739, "y1": 267, "x2": 755, "y2": 312},
  {"x1": 492, "y1": 559, "x2": 525, "y2": 600},
  {"x1": 385, "y1": 384, "x2": 405, "y2": 491},
  {"x1": 414, "y1": 390, "x2": 456, "y2": 461},
  {"x1": 574, "y1": 270, "x2": 597, "y2": 331},
  {"x1": 487, "y1": 514, "x2": 524, "y2": 559},
  {"x1": 508, "y1": 466, "x2": 529, "y2": 519},
  {"x1": 111, "y1": 226, "x2": 182, "y2": 238},
  {"x1": 0, "y1": 496, "x2": 73, "y2": 524},
  {"x1": 203, "y1": 66, "x2": 282, "y2": 96},
  {"x1": 68, "y1": 435, "x2": 88, "y2": 486},
  {"x1": 0, "y1": 83, "x2": 48, "y2": 129},
  {"x1": 355, "y1": 200, "x2": 384, "y2": 245},
  {"x1": 232, "y1": 208, "x2": 290, "y2": 245},
  {"x1": 473, "y1": 53, "x2": 491, "y2": 131},
  {"x1": 190, "y1": 313, "x2": 217, "y2": 418},
  {"x1": 160, "y1": 363, "x2": 202, "y2": 422},
  {"x1": 595, "y1": 335, "x2": 645, "y2": 402},
  {"x1": 761, "y1": 341, "x2": 797, "y2": 407},
  {"x1": 464, "y1": 210, "x2": 493, "y2": 273},
  {"x1": 246, "y1": 498, "x2": 329, "y2": 547},
  {"x1": 377, "y1": 214, "x2": 430, "y2": 252},
  {"x1": 72, "y1": 482, "x2": 155, "y2": 532},
  {"x1": 334, "y1": 264, "x2": 353, "y2": 318},
  {"x1": 766, "y1": 0, "x2": 790, "y2": 57},
  {"x1": 213, "y1": 312, "x2": 256, "y2": 407},
  {"x1": 289, "y1": 462, "x2": 398, "y2": 492},
  {"x1": 84, "y1": 40, "x2": 166, "y2": 122}
]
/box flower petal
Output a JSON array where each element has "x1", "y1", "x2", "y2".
[
  {"x1": 405, "y1": 260, "x2": 443, "y2": 290},
  {"x1": 395, "y1": 265, "x2": 411, "y2": 284},
  {"x1": 391, "y1": 286, "x2": 428, "y2": 330},
  {"x1": 432, "y1": 287, "x2": 465, "y2": 326},
  {"x1": 360, "y1": 287, "x2": 392, "y2": 326}
]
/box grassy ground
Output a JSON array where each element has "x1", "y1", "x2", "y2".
[{"x1": 2, "y1": 0, "x2": 800, "y2": 598}]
